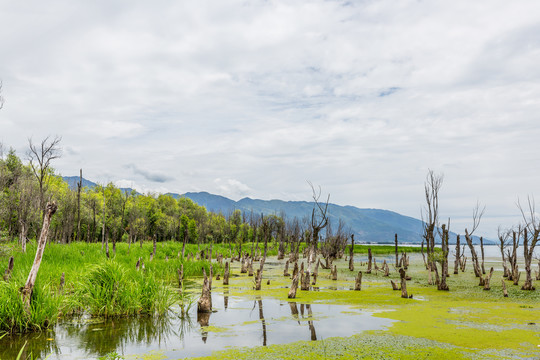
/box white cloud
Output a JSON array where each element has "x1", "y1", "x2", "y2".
[{"x1": 1, "y1": 0, "x2": 540, "y2": 238}]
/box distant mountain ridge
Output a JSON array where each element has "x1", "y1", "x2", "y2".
[
  {"x1": 62, "y1": 176, "x2": 490, "y2": 244},
  {"x1": 171, "y1": 191, "x2": 489, "y2": 244}
]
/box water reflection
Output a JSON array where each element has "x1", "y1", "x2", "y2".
[{"x1": 0, "y1": 294, "x2": 394, "y2": 359}]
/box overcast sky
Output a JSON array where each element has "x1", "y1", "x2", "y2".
[{"x1": 1, "y1": 0, "x2": 539, "y2": 239}]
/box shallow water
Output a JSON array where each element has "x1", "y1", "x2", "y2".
[{"x1": 0, "y1": 292, "x2": 395, "y2": 359}]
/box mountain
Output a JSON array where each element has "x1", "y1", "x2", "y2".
[
  {"x1": 61, "y1": 176, "x2": 138, "y2": 195},
  {"x1": 171, "y1": 192, "x2": 489, "y2": 245},
  {"x1": 62, "y1": 176, "x2": 490, "y2": 244}
]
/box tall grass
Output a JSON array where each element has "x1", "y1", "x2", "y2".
[{"x1": 0, "y1": 240, "x2": 220, "y2": 333}]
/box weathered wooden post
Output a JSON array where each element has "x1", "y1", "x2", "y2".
[{"x1": 21, "y1": 202, "x2": 57, "y2": 312}]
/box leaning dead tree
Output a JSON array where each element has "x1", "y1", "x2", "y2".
[
  {"x1": 518, "y1": 197, "x2": 540, "y2": 290},
  {"x1": 21, "y1": 202, "x2": 57, "y2": 312},
  {"x1": 464, "y1": 202, "x2": 485, "y2": 282}
]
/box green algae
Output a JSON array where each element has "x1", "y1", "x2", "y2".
[{"x1": 193, "y1": 255, "x2": 540, "y2": 359}]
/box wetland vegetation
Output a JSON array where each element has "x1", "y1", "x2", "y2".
[{"x1": 0, "y1": 138, "x2": 539, "y2": 359}]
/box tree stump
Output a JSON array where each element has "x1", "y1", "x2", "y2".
[
  {"x1": 355, "y1": 271, "x2": 362, "y2": 291},
  {"x1": 288, "y1": 273, "x2": 299, "y2": 299},
  {"x1": 501, "y1": 279, "x2": 508, "y2": 297},
  {"x1": 59, "y1": 272, "x2": 65, "y2": 293},
  {"x1": 3, "y1": 256, "x2": 14, "y2": 281},
  {"x1": 367, "y1": 248, "x2": 372, "y2": 274},
  {"x1": 197, "y1": 268, "x2": 212, "y2": 313},
  {"x1": 223, "y1": 261, "x2": 230, "y2": 285},
  {"x1": 399, "y1": 268, "x2": 409, "y2": 298},
  {"x1": 301, "y1": 270, "x2": 311, "y2": 291},
  {"x1": 331, "y1": 265, "x2": 337, "y2": 280},
  {"x1": 483, "y1": 267, "x2": 494, "y2": 290},
  {"x1": 390, "y1": 280, "x2": 400, "y2": 291}
]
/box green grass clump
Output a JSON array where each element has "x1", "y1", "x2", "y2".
[{"x1": 0, "y1": 280, "x2": 61, "y2": 334}]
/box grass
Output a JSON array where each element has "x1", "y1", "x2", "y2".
[{"x1": 0, "y1": 240, "x2": 222, "y2": 334}]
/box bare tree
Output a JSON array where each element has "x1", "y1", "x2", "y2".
[
  {"x1": 464, "y1": 202, "x2": 485, "y2": 282},
  {"x1": 27, "y1": 135, "x2": 62, "y2": 218},
  {"x1": 422, "y1": 169, "x2": 449, "y2": 289},
  {"x1": 497, "y1": 226, "x2": 512, "y2": 277},
  {"x1": 518, "y1": 197, "x2": 539, "y2": 290},
  {"x1": 307, "y1": 182, "x2": 329, "y2": 271}
]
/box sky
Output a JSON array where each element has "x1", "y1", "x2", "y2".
[{"x1": 1, "y1": 0, "x2": 539, "y2": 239}]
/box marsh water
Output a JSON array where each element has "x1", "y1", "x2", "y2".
[{"x1": 0, "y1": 291, "x2": 394, "y2": 359}]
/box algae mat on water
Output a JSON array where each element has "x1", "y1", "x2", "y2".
[{"x1": 196, "y1": 256, "x2": 539, "y2": 359}]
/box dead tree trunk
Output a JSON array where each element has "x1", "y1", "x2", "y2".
[
  {"x1": 394, "y1": 233, "x2": 399, "y2": 267},
  {"x1": 3, "y1": 256, "x2": 14, "y2": 281},
  {"x1": 283, "y1": 259, "x2": 290, "y2": 277},
  {"x1": 21, "y1": 202, "x2": 57, "y2": 312},
  {"x1": 349, "y1": 234, "x2": 355, "y2": 271},
  {"x1": 367, "y1": 248, "x2": 372, "y2": 274},
  {"x1": 453, "y1": 235, "x2": 460, "y2": 274},
  {"x1": 178, "y1": 264, "x2": 184, "y2": 289},
  {"x1": 399, "y1": 268, "x2": 409, "y2": 298},
  {"x1": 288, "y1": 272, "x2": 299, "y2": 299},
  {"x1": 223, "y1": 261, "x2": 230, "y2": 285},
  {"x1": 483, "y1": 267, "x2": 494, "y2": 290},
  {"x1": 521, "y1": 227, "x2": 538, "y2": 290},
  {"x1": 197, "y1": 267, "x2": 212, "y2": 313},
  {"x1": 480, "y1": 237, "x2": 486, "y2": 275},
  {"x1": 311, "y1": 258, "x2": 319, "y2": 286},
  {"x1": 501, "y1": 279, "x2": 508, "y2": 297},
  {"x1": 331, "y1": 264, "x2": 337, "y2": 280},
  {"x1": 421, "y1": 240, "x2": 428, "y2": 270},
  {"x1": 354, "y1": 271, "x2": 362, "y2": 291}
]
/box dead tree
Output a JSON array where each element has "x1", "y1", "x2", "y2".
[
  {"x1": 366, "y1": 248, "x2": 373, "y2": 274},
  {"x1": 394, "y1": 233, "x2": 399, "y2": 267},
  {"x1": 480, "y1": 237, "x2": 486, "y2": 275},
  {"x1": 288, "y1": 272, "x2": 299, "y2": 299},
  {"x1": 422, "y1": 170, "x2": 443, "y2": 278},
  {"x1": 307, "y1": 182, "x2": 329, "y2": 271},
  {"x1": 497, "y1": 227, "x2": 511, "y2": 278},
  {"x1": 223, "y1": 261, "x2": 230, "y2": 285},
  {"x1": 501, "y1": 279, "x2": 508, "y2": 297},
  {"x1": 21, "y1": 202, "x2": 57, "y2": 312},
  {"x1": 27, "y1": 136, "x2": 62, "y2": 219},
  {"x1": 453, "y1": 235, "x2": 461, "y2": 274},
  {"x1": 349, "y1": 234, "x2": 355, "y2": 271},
  {"x1": 283, "y1": 259, "x2": 290, "y2": 277},
  {"x1": 354, "y1": 271, "x2": 362, "y2": 290},
  {"x1": 331, "y1": 264, "x2": 337, "y2": 280},
  {"x1": 3, "y1": 256, "x2": 14, "y2": 281},
  {"x1": 437, "y1": 224, "x2": 450, "y2": 291},
  {"x1": 197, "y1": 267, "x2": 212, "y2": 313},
  {"x1": 518, "y1": 197, "x2": 540, "y2": 290},
  {"x1": 464, "y1": 202, "x2": 485, "y2": 281},
  {"x1": 483, "y1": 267, "x2": 494, "y2": 290},
  {"x1": 311, "y1": 258, "x2": 319, "y2": 286},
  {"x1": 178, "y1": 264, "x2": 184, "y2": 288},
  {"x1": 399, "y1": 268, "x2": 410, "y2": 298}
]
